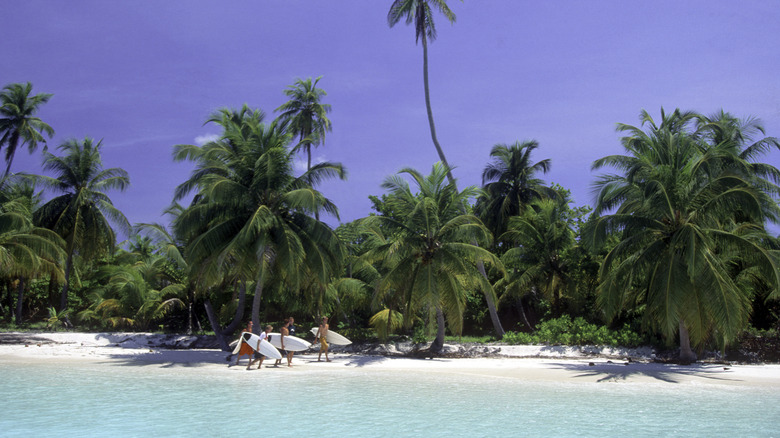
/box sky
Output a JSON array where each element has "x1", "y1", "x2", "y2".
[{"x1": 4, "y1": 1, "x2": 779, "y2": 236}]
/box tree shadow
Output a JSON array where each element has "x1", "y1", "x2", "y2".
[
  {"x1": 551, "y1": 361, "x2": 741, "y2": 384},
  {"x1": 106, "y1": 349, "x2": 229, "y2": 368}
]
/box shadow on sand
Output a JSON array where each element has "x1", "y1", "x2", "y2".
[
  {"x1": 551, "y1": 361, "x2": 741, "y2": 384},
  {"x1": 105, "y1": 349, "x2": 229, "y2": 369}
]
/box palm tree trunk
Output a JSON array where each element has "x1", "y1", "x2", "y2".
[
  {"x1": 3, "y1": 281, "x2": 11, "y2": 322},
  {"x1": 219, "y1": 280, "x2": 247, "y2": 336},
  {"x1": 203, "y1": 299, "x2": 230, "y2": 351},
  {"x1": 477, "y1": 261, "x2": 505, "y2": 338},
  {"x1": 15, "y1": 277, "x2": 25, "y2": 325},
  {"x1": 421, "y1": 34, "x2": 455, "y2": 183},
  {"x1": 424, "y1": 35, "x2": 506, "y2": 338},
  {"x1": 60, "y1": 247, "x2": 75, "y2": 311},
  {"x1": 47, "y1": 272, "x2": 57, "y2": 308},
  {"x1": 678, "y1": 320, "x2": 697, "y2": 364},
  {"x1": 186, "y1": 291, "x2": 193, "y2": 335},
  {"x1": 516, "y1": 296, "x2": 533, "y2": 332},
  {"x1": 251, "y1": 266, "x2": 267, "y2": 332},
  {"x1": 429, "y1": 307, "x2": 446, "y2": 354}
]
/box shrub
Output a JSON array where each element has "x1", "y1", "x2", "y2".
[{"x1": 501, "y1": 315, "x2": 647, "y2": 348}]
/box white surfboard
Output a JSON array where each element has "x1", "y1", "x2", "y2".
[
  {"x1": 232, "y1": 332, "x2": 282, "y2": 360},
  {"x1": 310, "y1": 327, "x2": 352, "y2": 345},
  {"x1": 267, "y1": 333, "x2": 310, "y2": 352}
]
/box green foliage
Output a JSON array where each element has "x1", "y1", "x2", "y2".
[
  {"x1": 46, "y1": 306, "x2": 71, "y2": 330},
  {"x1": 502, "y1": 315, "x2": 647, "y2": 348},
  {"x1": 412, "y1": 325, "x2": 427, "y2": 344},
  {"x1": 588, "y1": 109, "x2": 780, "y2": 357}
]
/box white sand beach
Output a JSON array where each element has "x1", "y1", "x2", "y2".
[{"x1": 2, "y1": 332, "x2": 778, "y2": 388}]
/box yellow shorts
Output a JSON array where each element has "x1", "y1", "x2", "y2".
[{"x1": 320, "y1": 337, "x2": 328, "y2": 349}]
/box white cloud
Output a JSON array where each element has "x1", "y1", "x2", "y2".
[
  {"x1": 194, "y1": 133, "x2": 219, "y2": 146},
  {"x1": 294, "y1": 154, "x2": 327, "y2": 173}
]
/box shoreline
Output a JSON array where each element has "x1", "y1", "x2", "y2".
[{"x1": 2, "y1": 331, "x2": 779, "y2": 387}]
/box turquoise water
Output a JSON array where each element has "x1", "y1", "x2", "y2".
[{"x1": 1, "y1": 360, "x2": 778, "y2": 437}]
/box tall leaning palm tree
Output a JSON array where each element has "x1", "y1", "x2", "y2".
[
  {"x1": 275, "y1": 77, "x2": 332, "y2": 172},
  {"x1": 0, "y1": 82, "x2": 54, "y2": 178},
  {"x1": 365, "y1": 162, "x2": 501, "y2": 353},
  {"x1": 34, "y1": 138, "x2": 131, "y2": 311},
  {"x1": 388, "y1": 0, "x2": 456, "y2": 184},
  {"x1": 586, "y1": 109, "x2": 780, "y2": 363},
  {"x1": 389, "y1": 3, "x2": 508, "y2": 339}
]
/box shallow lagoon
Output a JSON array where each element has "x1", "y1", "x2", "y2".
[{"x1": 2, "y1": 359, "x2": 778, "y2": 437}]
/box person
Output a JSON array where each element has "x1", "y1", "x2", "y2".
[
  {"x1": 233, "y1": 321, "x2": 254, "y2": 367},
  {"x1": 288, "y1": 316, "x2": 296, "y2": 337},
  {"x1": 314, "y1": 316, "x2": 331, "y2": 362},
  {"x1": 275, "y1": 318, "x2": 295, "y2": 367},
  {"x1": 247, "y1": 325, "x2": 273, "y2": 370}
]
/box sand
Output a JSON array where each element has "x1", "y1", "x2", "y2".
[{"x1": 2, "y1": 331, "x2": 778, "y2": 387}]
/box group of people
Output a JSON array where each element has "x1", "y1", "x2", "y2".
[{"x1": 233, "y1": 316, "x2": 331, "y2": 370}]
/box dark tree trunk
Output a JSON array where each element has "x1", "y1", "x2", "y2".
[
  {"x1": 204, "y1": 299, "x2": 230, "y2": 351},
  {"x1": 516, "y1": 296, "x2": 533, "y2": 332},
  {"x1": 47, "y1": 272, "x2": 58, "y2": 308},
  {"x1": 220, "y1": 280, "x2": 247, "y2": 336},
  {"x1": 429, "y1": 307, "x2": 446, "y2": 354},
  {"x1": 186, "y1": 287, "x2": 194, "y2": 336},
  {"x1": 15, "y1": 277, "x2": 25, "y2": 325},
  {"x1": 4, "y1": 281, "x2": 13, "y2": 322},
  {"x1": 60, "y1": 251, "x2": 74, "y2": 311}
]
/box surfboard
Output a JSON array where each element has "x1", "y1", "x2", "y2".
[
  {"x1": 310, "y1": 327, "x2": 352, "y2": 345},
  {"x1": 231, "y1": 332, "x2": 282, "y2": 359},
  {"x1": 267, "y1": 333, "x2": 310, "y2": 352}
]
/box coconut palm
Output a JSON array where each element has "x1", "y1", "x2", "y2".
[
  {"x1": 476, "y1": 140, "x2": 556, "y2": 246},
  {"x1": 388, "y1": 3, "x2": 515, "y2": 338},
  {"x1": 34, "y1": 138, "x2": 130, "y2": 311},
  {"x1": 0, "y1": 82, "x2": 54, "y2": 178},
  {"x1": 0, "y1": 210, "x2": 65, "y2": 324},
  {"x1": 173, "y1": 106, "x2": 346, "y2": 332},
  {"x1": 498, "y1": 197, "x2": 576, "y2": 318},
  {"x1": 1, "y1": 180, "x2": 65, "y2": 323},
  {"x1": 388, "y1": 0, "x2": 456, "y2": 184},
  {"x1": 365, "y1": 162, "x2": 501, "y2": 353},
  {"x1": 275, "y1": 77, "x2": 332, "y2": 172},
  {"x1": 587, "y1": 109, "x2": 780, "y2": 362}
]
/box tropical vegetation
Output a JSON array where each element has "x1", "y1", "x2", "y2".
[{"x1": 2, "y1": 7, "x2": 779, "y2": 364}]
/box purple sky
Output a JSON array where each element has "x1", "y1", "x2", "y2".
[{"x1": 4, "y1": 1, "x2": 780, "y2": 236}]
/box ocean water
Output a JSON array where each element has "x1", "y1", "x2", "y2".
[{"x1": 1, "y1": 360, "x2": 778, "y2": 438}]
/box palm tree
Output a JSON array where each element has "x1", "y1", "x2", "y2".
[
  {"x1": 0, "y1": 82, "x2": 54, "y2": 178},
  {"x1": 34, "y1": 138, "x2": 131, "y2": 311},
  {"x1": 1, "y1": 179, "x2": 65, "y2": 324},
  {"x1": 0, "y1": 211, "x2": 65, "y2": 324},
  {"x1": 173, "y1": 106, "x2": 346, "y2": 332},
  {"x1": 476, "y1": 140, "x2": 556, "y2": 246},
  {"x1": 586, "y1": 109, "x2": 780, "y2": 362},
  {"x1": 365, "y1": 162, "x2": 501, "y2": 353},
  {"x1": 498, "y1": 196, "x2": 575, "y2": 321},
  {"x1": 388, "y1": 4, "x2": 514, "y2": 339},
  {"x1": 388, "y1": 0, "x2": 457, "y2": 184},
  {"x1": 275, "y1": 77, "x2": 332, "y2": 172}
]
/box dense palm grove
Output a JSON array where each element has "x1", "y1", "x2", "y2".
[{"x1": 2, "y1": 2, "x2": 779, "y2": 362}]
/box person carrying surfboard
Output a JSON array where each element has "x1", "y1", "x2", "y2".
[
  {"x1": 314, "y1": 316, "x2": 331, "y2": 362},
  {"x1": 233, "y1": 321, "x2": 254, "y2": 367},
  {"x1": 275, "y1": 318, "x2": 295, "y2": 367},
  {"x1": 247, "y1": 325, "x2": 273, "y2": 370}
]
